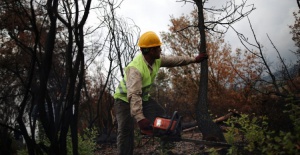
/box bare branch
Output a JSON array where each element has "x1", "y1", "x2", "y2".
[{"x1": 267, "y1": 34, "x2": 299, "y2": 91}]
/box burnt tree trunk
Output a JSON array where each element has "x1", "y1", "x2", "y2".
[{"x1": 194, "y1": 0, "x2": 226, "y2": 142}]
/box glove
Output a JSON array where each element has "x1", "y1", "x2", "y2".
[
  {"x1": 138, "y1": 119, "x2": 153, "y2": 136},
  {"x1": 195, "y1": 53, "x2": 208, "y2": 63},
  {"x1": 138, "y1": 118, "x2": 152, "y2": 130}
]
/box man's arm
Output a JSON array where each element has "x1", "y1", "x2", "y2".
[
  {"x1": 160, "y1": 53, "x2": 208, "y2": 67},
  {"x1": 126, "y1": 67, "x2": 145, "y2": 122},
  {"x1": 160, "y1": 56, "x2": 196, "y2": 67}
]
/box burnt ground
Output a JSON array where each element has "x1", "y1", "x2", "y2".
[{"x1": 94, "y1": 131, "x2": 224, "y2": 155}]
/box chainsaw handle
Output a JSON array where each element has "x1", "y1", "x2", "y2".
[
  {"x1": 166, "y1": 111, "x2": 179, "y2": 133},
  {"x1": 174, "y1": 115, "x2": 182, "y2": 133}
]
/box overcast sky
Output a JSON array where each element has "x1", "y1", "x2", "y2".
[{"x1": 117, "y1": 0, "x2": 298, "y2": 65}]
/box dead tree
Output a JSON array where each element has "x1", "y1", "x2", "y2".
[
  {"x1": 231, "y1": 17, "x2": 299, "y2": 97},
  {"x1": 0, "y1": 0, "x2": 93, "y2": 154},
  {"x1": 86, "y1": 0, "x2": 140, "y2": 132},
  {"x1": 177, "y1": 0, "x2": 255, "y2": 144}
]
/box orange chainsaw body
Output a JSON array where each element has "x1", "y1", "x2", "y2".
[{"x1": 153, "y1": 117, "x2": 177, "y2": 131}]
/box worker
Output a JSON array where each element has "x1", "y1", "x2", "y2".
[{"x1": 113, "y1": 31, "x2": 208, "y2": 154}]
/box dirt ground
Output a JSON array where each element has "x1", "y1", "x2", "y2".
[{"x1": 94, "y1": 131, "x2": 219, "y2": 155}]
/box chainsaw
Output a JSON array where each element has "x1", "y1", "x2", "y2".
[
  {"x1": 141, "y1": 111, "x2": 233, "y2": 147},
  {"x1": 152, "y1": 111, "x2": 182, "y2": 137}
]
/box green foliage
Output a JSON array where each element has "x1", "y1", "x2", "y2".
[
  {"x1": 224, "y1": 96, "x2": 300, "y2": 155},
  {"x1": 17, "y1": 149, "x2": 28, "y2": 155},
  {"x1": 134, "y1": 129, "x2": 146, "y2": 147},
  {"x1": 17, "y1": 127, "x2": 98, "y2": 155},
  {"x1": 68, "y1": 127, "x2": 98, "y2": 155},
  {"x1": 205, "y1": 147, "x2": 219, "y2": 155},
  {"x1": 225, "y1": 114, "x2": 269, "y2": 154}
]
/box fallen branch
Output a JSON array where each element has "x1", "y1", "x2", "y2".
[{"x1": 182, "y1": 109, "x2": 241, "y2": 132}]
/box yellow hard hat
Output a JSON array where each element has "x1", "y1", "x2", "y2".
[{"x1": 138, "y1": 31, "x2": 162, "y2": 48}]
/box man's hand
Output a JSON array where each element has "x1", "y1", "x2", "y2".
[
  {"x1": 195, "y1": 53, "x2": 208, "y2": 63},
  {"x1": 138, "y1": 118, "x2": 153, "y2": 135},
  {"x1": 138, "y1": 118, "x2": 152, "y2": 130}
]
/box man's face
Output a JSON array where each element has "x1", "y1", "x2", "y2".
[{"x1": 150, "y1": 46, "x2": 161, "y2": 59}]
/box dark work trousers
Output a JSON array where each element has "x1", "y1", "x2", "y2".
[{"x1": 114, "y1": 98, "x2": 166, "y2": 155}]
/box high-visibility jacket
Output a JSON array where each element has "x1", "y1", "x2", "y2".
[{"x1": 114, "y1": 53, "x2": 161, "y2": 102}]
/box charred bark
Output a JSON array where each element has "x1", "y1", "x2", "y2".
[{"x1": 193, "y1": 0, "x2": 226, "y2": 143}]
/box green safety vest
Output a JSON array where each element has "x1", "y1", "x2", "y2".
[{"x1": 114, "y1": 53, "x2": 161, "y2": 102}]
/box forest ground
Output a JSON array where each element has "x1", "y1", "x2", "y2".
[{"x1": 94, "y1": 131, "x2": 223, "y2": 155}]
